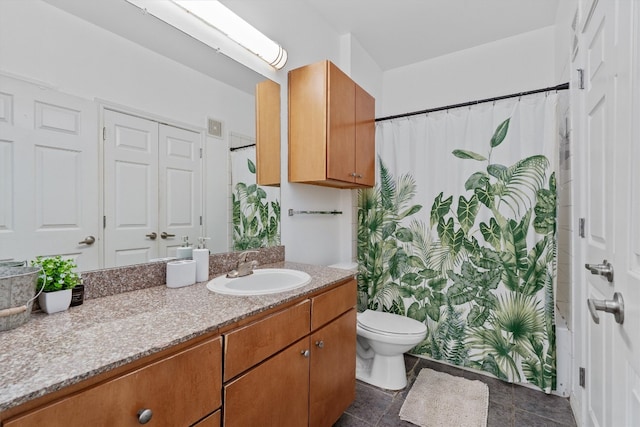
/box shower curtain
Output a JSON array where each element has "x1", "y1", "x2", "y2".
[
  {"x1": 230, "y1": 146, "x2": 280, "y2": 250},
  {"x1": 358, "y1": 92, "x2": 562, "y2": 393}
]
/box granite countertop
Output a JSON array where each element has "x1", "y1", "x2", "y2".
[{"x1": 0, "y1": 262, "x2": 356, "y2": 413}]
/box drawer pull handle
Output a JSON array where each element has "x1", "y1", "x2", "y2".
[
  {"x1": 315, "y1": 340, "x2": 324, "y2": 349},
  {"x1": 137, "y1": 408, "x2": 153, "y2": 424},
  {"x1": 301, "y1": 349, "x2": 310, "y2": 358}
]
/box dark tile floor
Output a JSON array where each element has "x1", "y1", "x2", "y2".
[{"x1": 334, "y1": 355, "x2": 577, "y2": 427}]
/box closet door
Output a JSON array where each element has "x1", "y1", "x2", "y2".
[
  {"x1": 158, "y1": 124, "x2": 202, "y2": 258},
  {"x1": 103, "y1": 110, "x2": 203, "y2": 267},
  {"x1": 103, "y1": 110, "x2": 159, "y2": 267},
  {"x1": 0, "y1": 75, "x2": 100, "y2": 270}
]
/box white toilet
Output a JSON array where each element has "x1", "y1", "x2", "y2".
[
  {"x1": 356, "y1": 309, "x2": 427, "y2": 390},
  {"x1": 327, "y1": 261, "x2": 427, "y2": 390}
]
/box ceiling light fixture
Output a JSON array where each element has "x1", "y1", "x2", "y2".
[{"x1": 125, "y1": 0, "x2": 287, "y2": 70}]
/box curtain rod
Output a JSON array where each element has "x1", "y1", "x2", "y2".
[
  {"x1": 375, "y1": 82, "x2": 570, "y2": 122},
  {"x1": 229, "y1": 143, "x2": 256, "y2": 152}
]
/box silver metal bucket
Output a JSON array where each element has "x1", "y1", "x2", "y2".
[{"x1": 0, "y1": 266, "x2": 41, "y2": 331}]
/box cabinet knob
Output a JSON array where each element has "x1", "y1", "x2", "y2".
[
  {"x1": 301, "y1": 349, "x2": 310, "y2": 358},
  {"x1": 137, "y1": 408, "x2": 153, "y2": 424},
  {"x1": 315, "y1": 340, "x2": 324, "y2": 349}
]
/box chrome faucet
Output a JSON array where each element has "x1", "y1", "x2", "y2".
[{"x1": 226, "y1": 250, "x2": 259, "y2": 278}]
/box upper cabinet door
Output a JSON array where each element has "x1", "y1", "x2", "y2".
[
  {"x1": 288, "y1": 61, "x2": 328, "y2": 183},
  {"x1": 326, "y1": 62, "x2": 356, "y2": 183},
  {"x1": 354, "y1": 84, "x2": 375, "y2": 187},
  {"x1": 288, "y1": 60, "x2": 375, "y2": 189},
  {"x1": 256, "y1": 79, "x2": 281, "y2": 187}
]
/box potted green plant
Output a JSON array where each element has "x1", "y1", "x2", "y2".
[{"x1": 31, "y1": 256, "x2": 80, "y2": 314}]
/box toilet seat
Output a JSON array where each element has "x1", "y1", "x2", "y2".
[{"x1": 357, "y1": 310, "x2": 427, "y2": 337}]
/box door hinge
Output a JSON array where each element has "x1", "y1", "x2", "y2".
[
  {"x1": 200, "y1": 215, "x2": 203, "y2": 226},
  {"x1": 577, "y1": 68, "x2": 585, "y2": 89},
  {"x1": 103, "y1": 127, "x2": 107, "y2": 141},
  {"x1": 103, "y1": 216, "x2": 106, "y2": 229},
  {"x1": 200, "y1": 148, "x2": 203, "y2": 159},
  {"x1": 579, "y1": 367, "x2": 586, "y2": 388},
  {"x1": 579, "y1": 218, "x2": 586, "y2": 238}
]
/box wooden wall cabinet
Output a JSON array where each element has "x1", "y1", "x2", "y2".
[
  {"x1": 223, "y1": 279, "x2": 357, "y2": 427},
  {"x1": 256, "y1": 79, "x2": 281, "y2": 186},
  {"x1": 289, "y1": 60, "x2": 375, "y2": 188},
  {"x1": 4, "y1": 337, "x2": 222, "y2": 427}
]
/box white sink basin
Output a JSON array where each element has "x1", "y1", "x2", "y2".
[{"x1": 206, "y1": 268, "x2": 312, "y2": 296}]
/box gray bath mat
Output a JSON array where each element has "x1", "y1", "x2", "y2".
[{"x1": 399, "y1": 368, "x2": 489, "y2": 427}]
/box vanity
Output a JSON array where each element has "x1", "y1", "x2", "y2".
[{"x1": 0, "y1": 261, "x2": 356, "y2": 427}]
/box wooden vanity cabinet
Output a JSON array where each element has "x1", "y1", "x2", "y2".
[
  {"x1": 222, "y1": 279, "x2": 357, "y2": 427},
  {"x1": 3, "y1": 336, "x2": 222, "y2": 427},
  {"x1": 288, "y1": 60, "x2": 375, "y2": 188}
]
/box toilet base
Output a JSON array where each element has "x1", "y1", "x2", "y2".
[{"x1": 356, "y1": 353, "x2": 408, "y2": 390}]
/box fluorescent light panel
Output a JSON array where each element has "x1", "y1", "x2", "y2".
[{"x1": 125, "y1": 0, "x2": 287, "y2": 70}]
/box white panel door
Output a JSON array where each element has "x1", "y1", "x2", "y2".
[
  {"x1": 0, "y1": 76, "x2": 100, "y2": 270},
  {"x1": 103, "y1": 110, "x2": 202, "y2": 266},
  {"x1": 576, "y1": 0, "x2": 640, "y2": 426},
  {"x1": 158, "y1": 124, "x2": 202, "y2": 258},
  {"x1": 103, "y1": 110, "x2": 159, "y2": 267}
]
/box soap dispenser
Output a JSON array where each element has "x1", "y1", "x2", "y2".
[
  {"x1": 193, "y1": 237, "x2": 211, "y2": 282},
  {"x1": 176, "y1": 236, "x2": 193, "y2": 259}
]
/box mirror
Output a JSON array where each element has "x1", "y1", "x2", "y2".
[{"x1": 0, "y1": 0, "x2": 280, "y2": 272}]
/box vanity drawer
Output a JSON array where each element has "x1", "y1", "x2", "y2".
[
  {"x1": 224, "y1": 300, "x2": 311, "y2": 381},
  {"x1": 310, "y1": 279, "x2": 356, "y2": 330},
  {"x1": 5, "y1": 337, "x2": 222, "y2": 427}
]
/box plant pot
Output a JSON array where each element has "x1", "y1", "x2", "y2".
[{"x1": 38, "y1": 289, "x2": 72, "y2": 314}]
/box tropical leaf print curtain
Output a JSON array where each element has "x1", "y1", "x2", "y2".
[
  {"x1": 230, "y1": 146, "x2": 281, "y2": 250},
  {"x1": 358, "y1": 92, "x2": 562, "y2": 392}
]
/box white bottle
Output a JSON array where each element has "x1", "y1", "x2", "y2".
[
  {"x1": 175, "y1": 236, "x2": 193, "y2": 259},
  {"x1": 193, "y1": 237, "x2": 211, "y2": 282}
]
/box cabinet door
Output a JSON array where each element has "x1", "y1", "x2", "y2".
[
  {"x1": 355, "y1": 84, "x2": 376, "y2": 187},
  {"x1": 194, "y1": 409, "x2": 221, "y2": 427},
  {"x1": 288, "y1": 61, "x2": 328, "y2": 183},
  {"x1": 256, "y1": 79, "x2": 281, "y2": 186},
  {"x1": 326, "y1": 62, "x2": 356, "y2": 183},
  {"x1": 5, "y1": 337, "x2": 222, "y2": 427},
  {"x1": 224, "y1": 337, "x2": 311, "y2": 427},
  {"x1": 309, "y1": 309, "x2": 357, "y2": 427}
]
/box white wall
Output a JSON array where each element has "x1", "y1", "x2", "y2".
[
  {"x1": 0, "y1": 0, "x2": 255, "y2": 255},
  {"x1": 380, "y1": 26, "x2": 558, "y2": 117},
  {"x1": 555, "y1": 0, "x2": 579, "y2": 83}
]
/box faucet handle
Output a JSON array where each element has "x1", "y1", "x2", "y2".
[{"x1": 238, "y1": 250, "x2": 260, "y2": 263}]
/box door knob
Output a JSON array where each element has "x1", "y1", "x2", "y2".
[
  {"x1": 301, "y1": 349, "x2": 310, "y2": 358},
  {"x1": 160, "y1": 232, "x2": 175, "y2": 239},
  {"x1": 587, "y1": 292, "x2": 624, "y2": 324},
  {"x1": 585, "y1": 260, "x2": 614, "y2": 282},
  {"x1": 145, "y1": 232, "x2": 157, "y2": 240},
  {"x1": 315, "y1": 340, "x2": 324, "y2": 349},
  {"x1": 78, "y1": 236, "x2": 95, "y2": 245}
]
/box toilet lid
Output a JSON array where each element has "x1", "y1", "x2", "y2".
[{"x1": 357, "y1": 310, "x2": 427, "y2": 336}]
